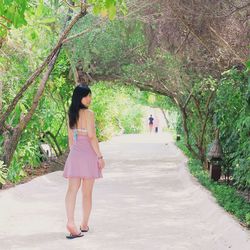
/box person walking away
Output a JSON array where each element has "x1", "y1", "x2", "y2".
[{"x1": 148, "y1": 114, "x2": 154, "y2": 133}]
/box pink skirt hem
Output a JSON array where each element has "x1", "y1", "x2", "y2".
[{"x1": 63, "y1": 174, "x2": 103, "y2": 179}]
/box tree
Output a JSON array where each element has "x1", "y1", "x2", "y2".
[{"x1": 0, "y1": 0, "x2": 126, "y2": 173}]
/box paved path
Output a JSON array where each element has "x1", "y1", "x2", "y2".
[{"x1": 0, "y1": 133, "x2": 249, "y2": 250}]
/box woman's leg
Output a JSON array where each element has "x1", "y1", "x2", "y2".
[
  {"x1": 80, "y1": 178, "x2": 95, "y2": 229},
  {"x1": 65, "y1": 177, "x2": 81, "y2": 234}
]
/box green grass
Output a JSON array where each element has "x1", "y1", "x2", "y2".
[{"x1": 176, "y1": 140, "x2": 250, "y2": 228}]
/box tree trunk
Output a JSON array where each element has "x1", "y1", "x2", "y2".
[
  {"x1": 44, "y1": 131, "x2": 63, "y2": 157},
  {"x1": 179, "y1": 106, "x2": 200, "y2": 159},
  {"x1": 160, "y1": 108, "x2": 170, "y2": 128}
]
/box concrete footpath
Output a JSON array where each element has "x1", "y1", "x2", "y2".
[{"x1": 0, "y1": 133, "x2": 249, "y2": 250}]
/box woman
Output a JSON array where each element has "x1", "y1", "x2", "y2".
[{"x1": 63, "y1": 84, "x2": 105, "y2": 239}]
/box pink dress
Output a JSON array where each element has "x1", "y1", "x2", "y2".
[{"x1": 63, "y1": 128, "x2": 103, "y2": 179}]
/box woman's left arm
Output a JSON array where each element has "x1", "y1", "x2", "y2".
[{"x1": 67, "y1": 122, "x2": 73, "y2": 149}]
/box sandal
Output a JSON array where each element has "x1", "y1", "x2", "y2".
[
  {"x1": 66, "y1": 232, "x2": 84, "y2": 239},
  {"x1": 80, "y1": 225, "x2": 89, "y2": 232}
]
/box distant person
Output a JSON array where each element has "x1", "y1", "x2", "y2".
[
  {"x1": 63, "y1": 84, "x2": 105, "y2": 239},
  {"x1": 154, "y1": 116, "x2": 159, "y2": 133},
  {"x1": 148, "y1": 114, "x2": 154, "y2": 133}
]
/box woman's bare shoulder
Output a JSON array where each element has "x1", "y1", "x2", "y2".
[
  {"x1": 82, "y1": 109, "x2": 94, "y2": 120},
  {"x1": 87, "y1": 109, "x2": 94, "y2": 113},
  {"x1": 80, "y1": 108, "x2": 94, "y2": 113},
  {"x1": 85, "y1": 109, "x2": 94, "y2": 115}
]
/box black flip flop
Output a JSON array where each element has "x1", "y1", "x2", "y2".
[
  {"x1": 66, "y1": 232, "x2": 84, "y2": 239},
  {"x1": 80, "y1": 226, "x2": 89, "y2": 232}
]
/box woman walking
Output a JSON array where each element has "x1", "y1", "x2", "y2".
[{"x1": 63, "y1": 84, "x2": 105, "y2": 239}]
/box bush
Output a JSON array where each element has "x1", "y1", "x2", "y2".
[{"x1": 213, "y1": 68, "x2": 250, "y2": 191}]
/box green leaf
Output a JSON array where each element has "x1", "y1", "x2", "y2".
[
  {"x1": 108, "y1": 4, "x2": 116, "y2": 20},
  {"x1": 36, "y1": 0, "x2": 45, "y2": 17},
  {"x1": 93, "y1": 5, "x2": 101, "y2": 15},
  {"x1": 0, "y1": 0, "x2": 29, "y2": 37},
  {"x1": 246, "y1": 60, "x2": 250, "y2": 70},
  {"x1": 105, "y1": 0, "x2": 114, "y2": 8},
  {"x1": 30, "y1": 31, "x2": 38, "y2": 40},
  {"x1": 39, "y1": 17, "x2": 56, "y2": 24}
]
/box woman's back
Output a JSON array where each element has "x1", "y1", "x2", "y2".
[
  {"x1": 74, "y1": 109, "x2": 95, "y2": 135},
  {"x1": 74, "y1": 109, "x2": 89, "y2": 135}
]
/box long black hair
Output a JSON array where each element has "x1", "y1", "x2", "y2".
[{"x1": 68, "y1": 84, "x2": 91, "y2": 129}]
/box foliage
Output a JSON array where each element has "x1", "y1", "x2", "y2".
[
  {"x1": 0, "y1": 0, "x2": 127, "y2": 38},
  {"x1": 3, "y1": 49, "x2": 71, "y2": 183},
  {"x1": 138, "y1": 91, "x2": 176, "y2": 111},
  {"x1": 175, "y1": 76, "x2": 217, "y2": 159},
  {"x1": 0, "y1": 2, "x2": 68, "y2": 182},
  {"x1": 88, "y1": 0, "x2": 127, "y2": 19},
  {"x1": 65, "y1": 16, "x2": 145, "y2": 75},
  {"x1": 8, "y1": 141, "x2": 41, "y2": 183},
  {"x1": 90, "y1": 82, "x2": 145, "y2": 140},
  {"x1": 0, "y1": 0, "x2": 29, "y2": 37},
  {"x1": 175, "y1": 67, "x2": 250, "y2": 191},
  {"x1": 131, "y1": 0, "x2": 249, "y2": 76},
  {"x1": 212, "y1": 68, "x2": 250, "y2": 191}
]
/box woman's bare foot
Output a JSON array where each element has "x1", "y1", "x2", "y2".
[{"x1": 67, "y1": 222, "x2": 81, "y2": 235}]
